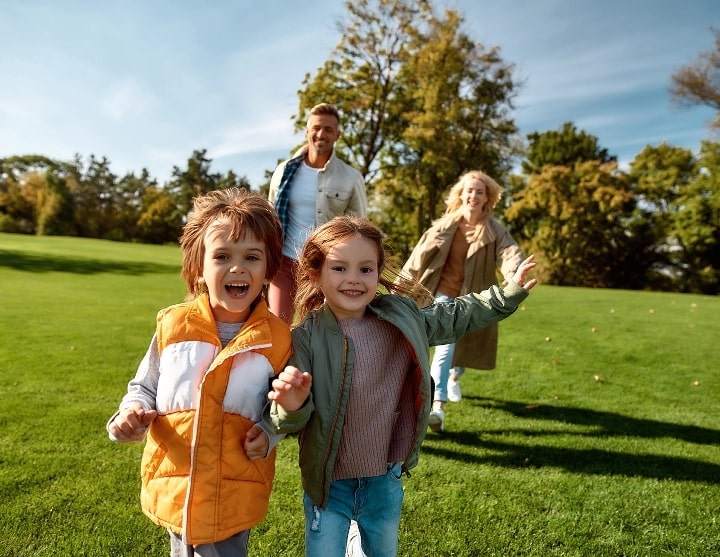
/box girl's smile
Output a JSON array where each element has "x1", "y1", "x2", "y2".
[{"x1": 312, "y1": 234, "x2": 380, "y2": 320}]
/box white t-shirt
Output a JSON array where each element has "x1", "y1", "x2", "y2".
[{"x1": 284, "y1": 162, "x2": 319, "y2": 259}]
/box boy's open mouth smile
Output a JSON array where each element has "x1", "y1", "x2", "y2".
[{"x1": 226, "y1": 282, "x2": 250, "y2": 297}]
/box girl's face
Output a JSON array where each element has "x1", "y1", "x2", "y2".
[
  {"x1": 199, "y1": 221, "x2": 268, "y2": 323},
  {"x1": 462, "y1": 179, "x2": 488, "y2": 219},
  {"x1": 312, "y1": 234, "x2": 380, "y2": 320}
]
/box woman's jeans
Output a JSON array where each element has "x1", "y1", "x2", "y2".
[
  {"x1": 303, "y1": 462, "x2": 404, "y2": 557},
  {"x1": 430, "y1": 293, "x2": 465, "y2": 402}
]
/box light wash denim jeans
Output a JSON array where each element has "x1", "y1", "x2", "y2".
[
  {"x1": 304, "y1": 462, "x2": 405, "y2": 557},
  {"x1": 429, "y1": 293, "x2": 465, "y2": 402}
]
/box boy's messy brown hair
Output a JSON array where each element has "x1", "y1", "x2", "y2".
[{"x1": 179, "y1": 187, "x2": 283, "y2": 301}]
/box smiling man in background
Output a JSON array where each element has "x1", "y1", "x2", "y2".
[{"x1": 268, "y1": 102, "x2": 367, "y2": 324}]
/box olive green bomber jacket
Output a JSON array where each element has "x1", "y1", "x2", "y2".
[{"x1": 264, "y1": 282, "x2": 529, "y2": 508}]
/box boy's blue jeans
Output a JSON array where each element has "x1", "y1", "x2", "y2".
[{"x1": 303, "y1": 462, "x2": 405, "y2": 557}]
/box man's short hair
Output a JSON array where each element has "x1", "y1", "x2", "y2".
[{"x1": 308, "y1": 103, "x2": 340, "y2": 123}]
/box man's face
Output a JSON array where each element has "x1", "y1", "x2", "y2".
[{"x1": 306, "y1": 113, "x2": 341, "y2": 158}]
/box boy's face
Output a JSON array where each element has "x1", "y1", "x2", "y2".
[
  {"x1": 200, "y1": 220, "x2": 268, "y2": 323},
  {"x1": 311, "y1": 234, "x2": 379, "y2": 320}
]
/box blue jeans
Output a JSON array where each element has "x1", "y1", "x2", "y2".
[
  {"x1": 169, "y1": 529, "x2": 249, "y2": 557},
  {"x1": 304, "y1": 462, "x2": 405, "y2": 557},
  {"x1": 430, "y1": 293, "x2": 465, "y2": 402}
]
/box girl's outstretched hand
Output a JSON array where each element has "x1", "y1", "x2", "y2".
[
  {"x1": 268, "y1": 365, "x2": 312, "y2": 412},
  {"x1": 512, "y1": 255, "x2": 538, "y2": 291}
]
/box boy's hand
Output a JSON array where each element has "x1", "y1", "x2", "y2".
[
  {"x1": 108, "y1": 402, "x2": 157, "y2": 442},
  {"x1": 244, "y1": 424, "x2": 269, "y2": 461},
  {"x1": 268, "y1": 366, "x2": 312, "y2": 412},
  {"x1": 512, "y1": 255, "x2": 538, "y2": 291}
]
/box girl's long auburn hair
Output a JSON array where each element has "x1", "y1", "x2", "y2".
[{"x1": 293, "y1": 216, "x2": 433, "y2": 324}]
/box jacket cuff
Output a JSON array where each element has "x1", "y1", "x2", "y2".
[{"x1": 268, "y1": 397, "x2": 314, "y2": 434}]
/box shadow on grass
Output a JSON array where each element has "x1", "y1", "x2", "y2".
[
  {"x1": 476, "y1": 397, "x2": 720, "y2": 446},
  {"x1": 0, "y1": 250, "x2": 179, "y2": 275},
  {"x1": 422, "y1": 397, "x2": 720, "y2": 483}
]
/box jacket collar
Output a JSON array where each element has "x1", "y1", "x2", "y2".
[
  {"x1": 186, "y1": 293, "x2": 273, "y2": 349},
  {"x1": 291, "y1": 144, "x2": 337, "y2": 171}
]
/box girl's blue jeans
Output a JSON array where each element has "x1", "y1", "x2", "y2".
[
  {"x1": 430, "y1": 292, "x2": 465, "y2": 402},
  {"x1": 303, "y1": 462, "x2": 405, "y2": 557}
]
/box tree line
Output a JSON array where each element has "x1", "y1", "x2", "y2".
[
  {"x1": 0, "y1": 150, "x2": 249, "y2": 245},
  {"x1": 1, "y1": 0, "x2": 718, "y2": 294}
]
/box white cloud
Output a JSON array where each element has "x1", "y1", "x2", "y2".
[
  {"x1": 209, "y1": 117, "x2": 299, "y2": 159},
  {"x1": 99, "y1": 78, "x2": 156, "y2": 121}
]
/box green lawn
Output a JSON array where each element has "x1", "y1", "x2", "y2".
[{"x1": 1, "y1": 232, "x2": 718, "y2": 556}]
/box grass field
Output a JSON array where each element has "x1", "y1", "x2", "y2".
[{"x1": 1, "y1": 232, "x2": 719, "y2": 556}]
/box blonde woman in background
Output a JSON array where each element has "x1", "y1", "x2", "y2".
[{"x1": 403, "y1": 170, "x2": 525, "y2": 432}]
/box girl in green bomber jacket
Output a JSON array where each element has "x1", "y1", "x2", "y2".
[{"x1": 263, "y1": 215, "x2": 537, "y2": 557}]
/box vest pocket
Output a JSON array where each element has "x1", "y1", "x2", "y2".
[
  {"x1": 142, "y1": 439, "x2": 168, "y2": 480},
  {"x1": 222, "y1": 414, "x2": 275, "y2": 483},
  {"x1": 141, "y1": 414, "x2": 193, "y2": 480}
]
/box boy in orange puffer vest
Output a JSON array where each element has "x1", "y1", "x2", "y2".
[{"x1": 107, "y1": 188, "x2": 292, "y2": 556}]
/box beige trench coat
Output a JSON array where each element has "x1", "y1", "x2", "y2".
[{"x1": 402, "y1": 217, "x2": 523, "y2": 369}]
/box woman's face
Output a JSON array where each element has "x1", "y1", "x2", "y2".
[{"x1": 462, "y1": 179, "x2": 488, "y2": 219}]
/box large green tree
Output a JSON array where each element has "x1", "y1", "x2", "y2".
[
  {"x1": 680, "y1": 140, "x2": 720, "y2": 293},
  {"x1": 507, "y1": 124, "x2": 645, "y2": 288},
  {"x1": 631, "y1": 141, "x2": 720, "y2": 294},
  {"x1": 520, "y1": 121, "x2": 615, "y2": 175},
  {"x1": 35, "y1": 170, "x2": 75, "y2": 237},
  {"x1": 628, "y1": 143, "x2": 697, "y2": 291},
  {"x1": 110, "y1": 170, "x2": 162, "y2": 243},
  {"x1": 135, "y1": 183, "x2": 183, "y2": 245},
  {"x1": 294, "y1": 0, "x2": 519, "y2": 257},
  {"x1": 507, "y1": 160, "x2": 636, "y2": 288}
]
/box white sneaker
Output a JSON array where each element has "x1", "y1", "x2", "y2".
[
  {"x1": 447, "y1": 376, "x2": 461, "y2": 402},
  {"x1": 346, "y1": 520, "x2": 366, "y2": 557},
  {"x1": 428, "y1": 409, "x2": 445, "y2": 432}
]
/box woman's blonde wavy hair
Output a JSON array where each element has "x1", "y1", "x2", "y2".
[{"x1": 443, "y1": 170, "x2": 504, "y2": 221}]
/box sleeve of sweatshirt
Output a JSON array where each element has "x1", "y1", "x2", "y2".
[
  {"x1": 106, "y1": 333, "x2": 160, "y2": 438},
  {"x1": 256, "y1": 421, "x2": 286, "y2": 456}
]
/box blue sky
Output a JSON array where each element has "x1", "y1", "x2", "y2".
[{"x1": 1, "y1": 1, "x2": 717, "y2": 187}]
